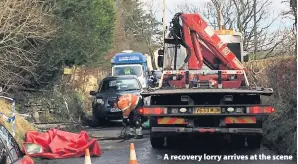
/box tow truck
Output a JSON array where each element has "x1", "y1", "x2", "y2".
[{"x1": 138, "y1": 13, "x2": 274, "y2": 149}]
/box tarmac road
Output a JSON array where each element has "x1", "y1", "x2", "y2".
[{"x1": 40, "y1": 121, "x2": 296, "y2": 164}]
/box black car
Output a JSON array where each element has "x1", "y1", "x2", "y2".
[{"x1": 89, "y1": 75, "x2": 145, "y2": 126}]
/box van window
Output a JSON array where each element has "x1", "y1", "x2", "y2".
[{"x1": 113, "y1": 65, "x2": 142, "y2": 77}]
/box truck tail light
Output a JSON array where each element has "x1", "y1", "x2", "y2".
[
  {"x1": 138, "y1": 107, "x2": 167, "y2": 115},
  {"x1": 247, "y1": 106, "x2": 275, "y2": 114}
]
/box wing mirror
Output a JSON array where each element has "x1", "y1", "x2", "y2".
[
  {"x1": 158, "y1": 49, "x2": 164, "y2": 55},
  {"x1": 89, "y1": 91, "x2": 97, "y2": 96},
  {"x1": 157, "y1": 56, "x2": 164, "y2": 68},
  {"x1": 157, "y1": 49, "x2": 164, "y2": 68},
  {"x1": 157, "y1": 49, "x2": 164, "y2": 69},
  {"x1": 243, "y1": 55, "x2": 249, "y2": 62}
]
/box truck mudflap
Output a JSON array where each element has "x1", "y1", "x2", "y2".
[{"x1": 151, "y1": 127, "x2": 262, "y2": 134}]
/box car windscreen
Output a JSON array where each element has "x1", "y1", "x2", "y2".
[
  {"x1": 100, "y1": 78, "x2": 141, "y2": 92},
  {"x1": 112, "y1": 65, "x2": 142, "y2": 77}
]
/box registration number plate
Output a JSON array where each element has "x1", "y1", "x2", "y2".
[
  {"x1": 110, "y1": 108, "x2": 121, "y2": 112},
  {"x1": 195, "y1": 107, "x2": 221, "y2": 114}
]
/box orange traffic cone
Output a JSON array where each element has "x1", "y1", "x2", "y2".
[
  {"x1": 85, "y1": 148, "x2": 92, "y2": 164},
  {"x1": 19, "y1": 156, "x2": 34, "y2": 164},
  {"x1": 129, "y1": 143, "x2": 138, "y2": 164}
]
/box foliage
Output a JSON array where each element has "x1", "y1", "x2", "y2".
[
  {"x1": 0, "y1": 0, "x2": 57, "y2": 92},
  {"x1": 245, "y1": 56, "x2": 297, "y2": 156},
  {"x1": 1, "y1": 0, "x2": 161, "y2": 91},
  {"x1": 113, "y1": 0, "x2": 162, "y2": 55},
  {"x1": 35, "y1": 0, "x2": 116, "y2": 87},
  {"x1": 0, "y1": 0, "x2": 116, "y2": 91}
]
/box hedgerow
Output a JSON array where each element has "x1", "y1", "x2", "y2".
[{"x1": 245, "y1": 56, "x2": 297, "y2": 156}]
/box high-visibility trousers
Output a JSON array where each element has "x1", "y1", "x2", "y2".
[{"x1": 117, "y1": 94, "x2": 140, "y2": 118}]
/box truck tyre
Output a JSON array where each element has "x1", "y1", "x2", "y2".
[
  {"x1": 166, "y1": 137, "x2": 176, "y2": 148},
  {"x1": 150, "y1": 136, "x2": 164, "y2": 149},
  {"x1": 247, "y1": 135, "x2": 262, "y2": 149},
  {"x1": 230, "y1": 136, "x2": 244, "y2": 148}
]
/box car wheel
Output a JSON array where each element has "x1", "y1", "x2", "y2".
[{"x1": 90, "y1": 115, "x2": 100, "y2": 127}]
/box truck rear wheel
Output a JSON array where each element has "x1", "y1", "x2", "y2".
[
  {"x1": 230, "y1": 136, "x2": 245, "y2": 148},
  {"x1": 247, "y1": 135, "x2": 262, "y2": 149},
  {"x1": 166, "y1": 137, "x2": 176, "y2": 148},
  {"x1": 150, "y1": 136, "x2": 164, "y2": 149}
]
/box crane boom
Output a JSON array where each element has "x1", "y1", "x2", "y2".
[{"x1": 169, "y1": 13, "x2": 247, "y2": 72}]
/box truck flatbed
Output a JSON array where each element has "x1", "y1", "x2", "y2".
[{"x1": 141, "y1": 88, "x2": 273, "y2": 96}]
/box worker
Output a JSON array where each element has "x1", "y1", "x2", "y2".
[
  {"x1": 124, "y1": 67, "x2": 131, "y2": 75},
  {"x1": 115, "y1": 94, "x2": 143, "y2": 139}
]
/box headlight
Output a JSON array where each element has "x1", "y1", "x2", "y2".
[{"x1": 96, "y1": 99, "x2": 104, "y2": 104}]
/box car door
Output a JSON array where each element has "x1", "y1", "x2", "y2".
[{"x1": 0, "y1": 124, "x2": 23, "y2": 164}]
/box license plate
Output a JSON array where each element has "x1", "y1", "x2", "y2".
[
  {"x1": 110, "y1": 108, "x2": 121, "y2": 112},
  {"x1": 194, "y1": 107, "x2": 221, "y2": 114}
]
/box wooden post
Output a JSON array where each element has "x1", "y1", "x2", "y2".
[{"x1": 219, "y1": 5, "x2": 223, "y2": 30}]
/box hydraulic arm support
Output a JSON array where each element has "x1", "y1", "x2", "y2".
[{"x1": 170, "y1": 13, "x2": 247, "y2": 72}]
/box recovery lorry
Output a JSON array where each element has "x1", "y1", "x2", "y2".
[
  {"x1": 111, "y1": 50, "x2": 153, "y2": 88},
  {"x1": 138, "y1": 13, "x2": 275, "y2": 149}
]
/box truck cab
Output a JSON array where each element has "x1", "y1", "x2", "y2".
[{"x1": 111, "y1": 51, "x2": 149, "y2": 88}]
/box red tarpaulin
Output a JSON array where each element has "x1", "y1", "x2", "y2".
[{"x1": 23, "y1": 129, "x2": 102, "y2": 159}]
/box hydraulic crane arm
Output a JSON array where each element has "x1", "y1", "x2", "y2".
[{"x1": 169, "y1": 13, "x2": 247, "y2": 72}]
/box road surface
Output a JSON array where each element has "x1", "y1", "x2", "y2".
[{"x1": 39, "y1": 122, "x2": 296, "y2": 164}]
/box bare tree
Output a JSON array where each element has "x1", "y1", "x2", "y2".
[
  {"x1": 264, "y1": 28, "x2": 297, "y2": 57},
  {"x1": 282, "y1": 0, "x2": 297, "y2": 27},
  {"x1": 290, "y1": 0, "x2": 297, "y2": 28},
  {"x1": 111, "y1": 0, "x2": 130, "y2": 51},
  {"x1": 177, "y1": 0, "x2": 236, "y2": 30},
  {"x1": 176, "y1": 0, "x2": 286, "y2": 59},
  {"x1": 0, "y1": 0, "x2": 57, "y2": 92},
  {"x1": 116, "y1": 0, "x2": 162, "y2": 69}
]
